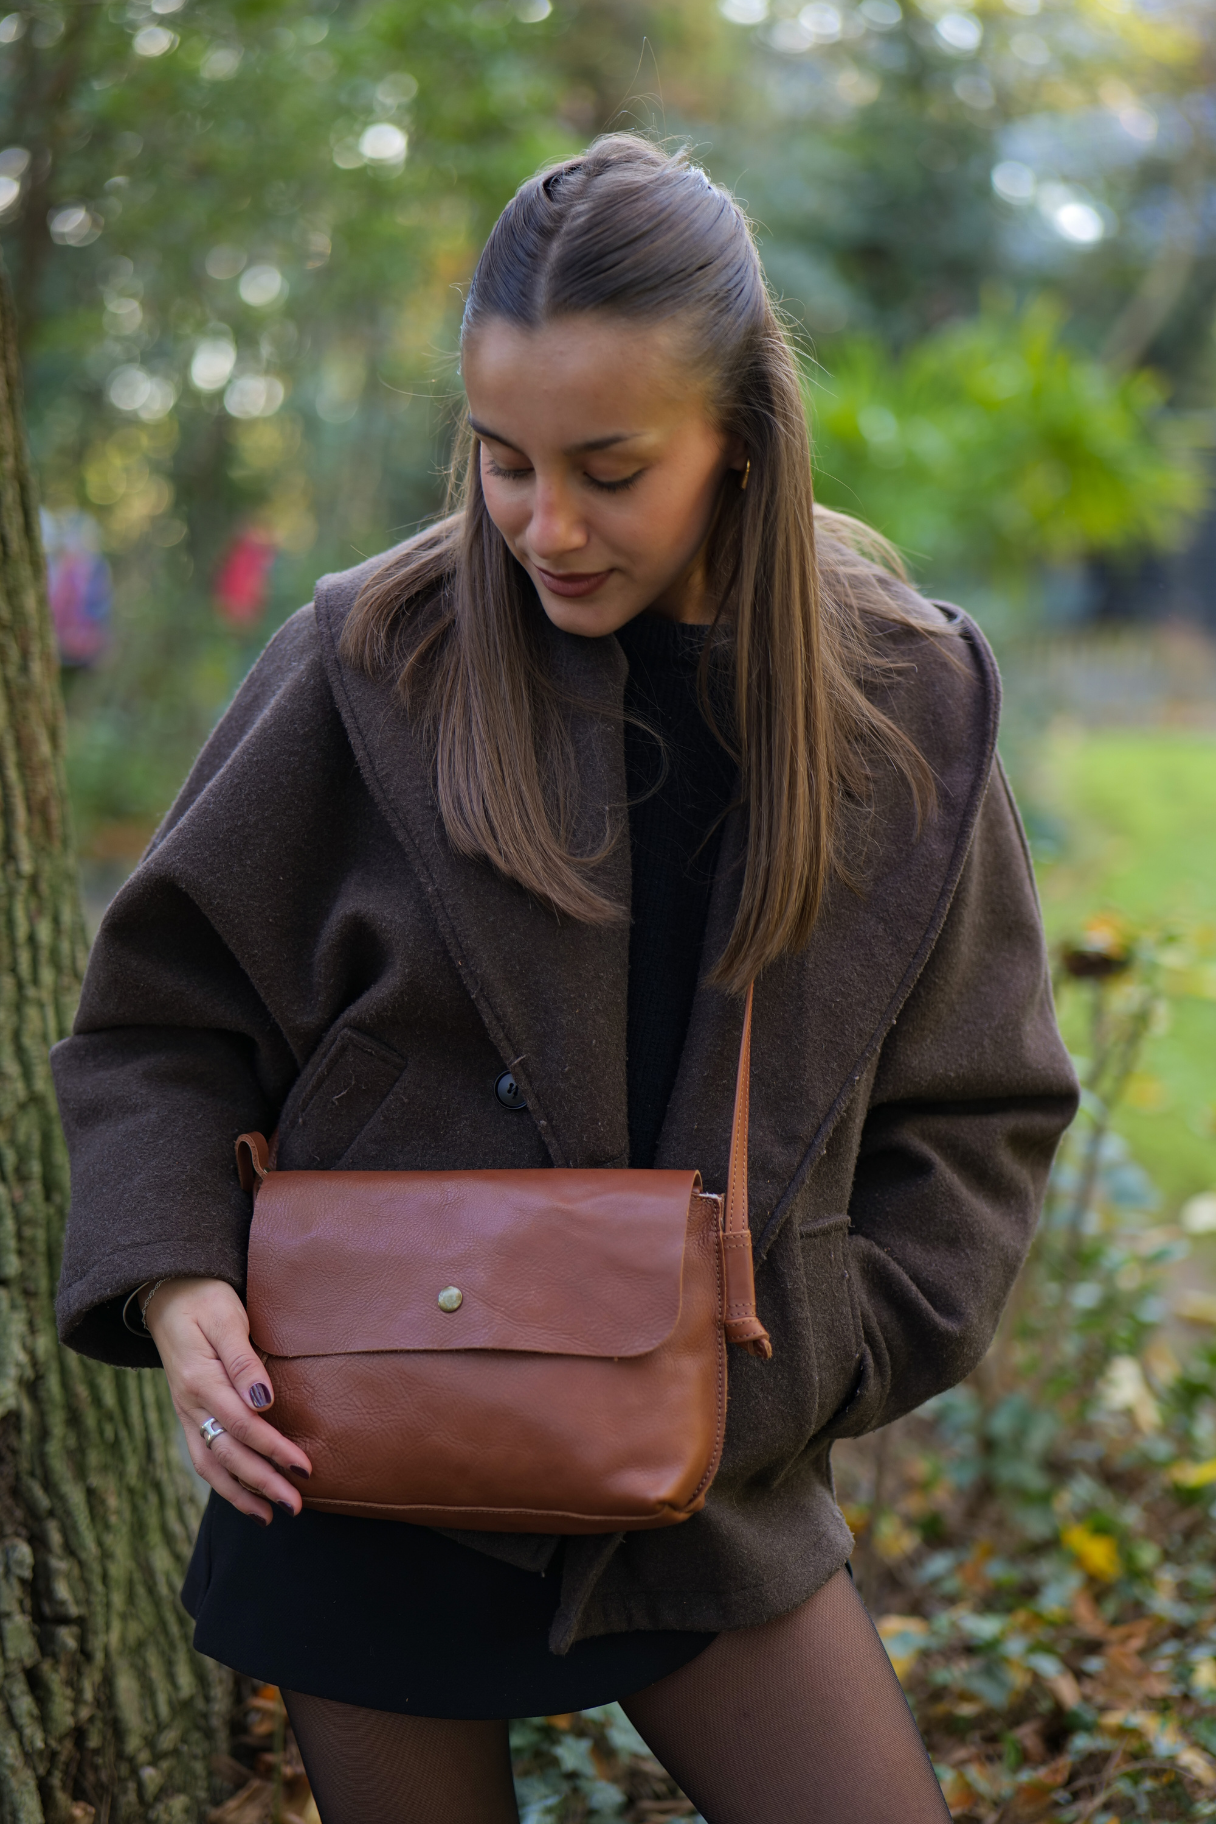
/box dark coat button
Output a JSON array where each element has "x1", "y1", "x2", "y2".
[{"x1": 495, "y1": 1071, "x2": 527, "y2": 1110}]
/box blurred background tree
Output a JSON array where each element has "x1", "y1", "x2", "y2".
[{"x1": 0, "y1": 250, "x2": 224, "y2": 1824}]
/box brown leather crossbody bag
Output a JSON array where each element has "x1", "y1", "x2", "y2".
[{"x1": 237, "y1": 987, "x2": 771, "y2": 1534}]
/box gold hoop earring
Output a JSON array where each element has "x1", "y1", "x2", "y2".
[{"x1": 739, "y1": 457, "x2": 751, "y2": 492}]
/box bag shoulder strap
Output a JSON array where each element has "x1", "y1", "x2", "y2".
[{"x1": 721, "y1": 982, "x2": 773, "y2": 1360}]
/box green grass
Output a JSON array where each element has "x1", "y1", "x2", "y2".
[{"x1": 1025, "y1": 728, "x2": 1216, "y2": 1209}]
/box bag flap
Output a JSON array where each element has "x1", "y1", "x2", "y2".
[{"x1": 247, "y1": 1168, "x2": 703, "y2": 1360}]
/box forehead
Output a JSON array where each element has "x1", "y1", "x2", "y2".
[{"x1": 462, "y1": 314, "x2": 707, "y2": 442}]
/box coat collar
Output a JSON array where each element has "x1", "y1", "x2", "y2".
[{"x1": 314, "y1": 561, "x2": 999, "y2": 1242}]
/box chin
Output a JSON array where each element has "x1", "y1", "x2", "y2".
[{"x1": 536, "y1": 592, "x2": 640, "y2": 640}]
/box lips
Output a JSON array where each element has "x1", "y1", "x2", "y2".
[{"x1": 536, "y1": 566, "x2": 613, "y2": 599}]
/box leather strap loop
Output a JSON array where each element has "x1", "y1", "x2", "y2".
[
  {"x1": 721, "y1": 983, "x2": 773, "y2": 1361},
  {"x1": 724, "y1": 982, "x2": 752, "y2": 1243},
  {"x1": 236, "y1": 1130, "x2": 270, "y2": 1194}
]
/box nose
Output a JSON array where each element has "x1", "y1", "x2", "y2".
[{"x1": 527, "y1": 474, "x2": 589, "y2": 561}]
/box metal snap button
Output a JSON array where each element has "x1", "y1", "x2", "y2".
[
  {"x1": 495, "y1": 1071, "x2": 527, "y2": 1110},
  {"x1": 437, "y1": 1286, "x2": 463, "y2": 1312}
]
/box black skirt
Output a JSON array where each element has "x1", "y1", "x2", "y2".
[{"x1": 182, "y1": 1495, "x2": 715, "y2": 1718}]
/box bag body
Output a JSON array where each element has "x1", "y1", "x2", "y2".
[{"x1": 240, "y1": 988, "x2": 771, "y2": 1531}]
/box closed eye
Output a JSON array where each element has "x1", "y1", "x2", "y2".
[
  {"x1": 587, "y1": 470, "x2": 644, "y2": 493},
  {"x1": 483, "y1": 456, "x2": 645, "y2": 493}
]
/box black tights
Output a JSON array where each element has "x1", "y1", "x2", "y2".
[{"x1": 283, "y1": 1568, "x2": 950, "y2": 1823}]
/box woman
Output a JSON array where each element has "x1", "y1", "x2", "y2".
[{"x1": 54, "y1": 137, "x2": 1077, "y2": 1822}]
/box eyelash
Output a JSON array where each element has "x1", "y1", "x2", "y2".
[{"x1": 485, "y1": 459, "x2": 643, "y2": 495}]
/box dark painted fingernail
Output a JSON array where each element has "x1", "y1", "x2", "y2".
[
  {"x1": 253, "y1": 1513, "x2": 271, "y2": 1528},
  {"x1": 276, "y1": 1501, "x2": 296, "y2": 1515},
  {"x1": 288, "y1": 1465, "x2": 311, "y2": 1479},
  {"x1": 249, "y1": 1383, "x2": 272, "y2": 1409}
]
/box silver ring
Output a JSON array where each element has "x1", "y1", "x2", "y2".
[{"x1": 199, "y1": 1417, "x2": 226, "y2": 1448}]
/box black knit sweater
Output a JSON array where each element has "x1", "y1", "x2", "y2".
[{"x1": 616, "y1": 612, "x2": 738, "y2": 1168}]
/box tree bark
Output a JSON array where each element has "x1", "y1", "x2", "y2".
[{"x1": 0, "y1": 256, "x2": 227, "y2": 1822}]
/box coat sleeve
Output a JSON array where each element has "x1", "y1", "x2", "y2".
[
  {"x1": 835, "y1": 761, "x2": 1078, "y2": 1438},
  {"x1": 51, "y1": 607, "x2": 335, "y2": 1367}
]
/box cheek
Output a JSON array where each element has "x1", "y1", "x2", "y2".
[
  {"x1": 635, "y1": 461, "x2": 723, "y2": 563},
  {"x1": 479, "y1": 459, "x2": 526, "y2": 540}
]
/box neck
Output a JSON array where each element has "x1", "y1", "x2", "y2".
[{"x1": 646, "y1": 549, "x2": 716, "y2": 626}]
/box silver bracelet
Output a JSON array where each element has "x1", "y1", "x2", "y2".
[
  {"x1": 140, "y1": 1277, "x2": 172, "y2": 1324},
  {"x1": 121, "y1": 1278, "x2": 172, "y2": 1337}
]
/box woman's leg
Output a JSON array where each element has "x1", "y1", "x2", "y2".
[
  {"x1": 281, "y1": 1690, "x2": 519, "y2": 1824},
  {"x1": 622, "y1": 1568, "x2": 950, "y2": 1824}
]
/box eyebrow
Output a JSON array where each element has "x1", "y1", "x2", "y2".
[{"x1": 468, "y1": 418, "x2": 643, "y2": 455}]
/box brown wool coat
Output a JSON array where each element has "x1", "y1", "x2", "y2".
[{"x1": 53, "y1": 549, "x2": 1078, "y2": 1651}]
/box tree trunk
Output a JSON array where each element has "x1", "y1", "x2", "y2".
[{"x1": 0, "y1": 256, "x2": 227, "y2": 1822}]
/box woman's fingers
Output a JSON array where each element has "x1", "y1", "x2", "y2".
[
  {"x1": 145, "y1": 1276, "x2": 313, "y2": 1520},
  {"x1": 191, "y1": 1414, "x2": 302, "y2": 1519},
  {"x1": 183, "y1": 1423, "x2": 276, "y2": 1524},
  {"x1": 209, "y1": 1312, "x2": 276, "y2": 1413},
  {"x1": 153, "y1": 1276, "x2": 282, "y2": 1417},
  {"x1": 178, "y1": 1371, "x2": 308, "y2": 1513}
]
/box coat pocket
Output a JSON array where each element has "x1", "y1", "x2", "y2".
[
  {"x1": 798, "y1": 1212, "x2": 864, "y2": 1439},
  {"x1": 284, "y1": 1028, "x2": 407, "y2": 1167}
]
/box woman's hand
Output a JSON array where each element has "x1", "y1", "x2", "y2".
[{"x1": 144, "y1": 1277, "x2": 313, "y2": 1525}]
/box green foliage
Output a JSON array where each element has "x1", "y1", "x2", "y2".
[
  {"x1": 1030, "y1": 728, "x2": 1216, "y2": 1204},
  {"x1": 808, "y1": 297, "x2": 1209, "y2": 588},
  {"x1": 719, "y1": 0, "x2": 1216, "y2": 393},
  {"x1": 510, "y1": 1706, "x2": 702, "y2": 1822}
]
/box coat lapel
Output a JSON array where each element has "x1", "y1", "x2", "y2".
[
  {"x1": 314, "y1": 564, "x2": 631, "y2": 1171},
  {"x1": 658, "y1": 614, "x2": 1001, "y2": 1258}
]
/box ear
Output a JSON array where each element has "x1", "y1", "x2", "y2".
[{"x1": 724, "y1": 432, "x2": 747, "y2": 475}]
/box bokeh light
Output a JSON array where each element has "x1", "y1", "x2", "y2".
[{"x1": 238, "y1": 265, "x2": 286, "y2": 307}]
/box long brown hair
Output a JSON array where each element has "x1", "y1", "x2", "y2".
[{"x1": 343, "y1": 135, "x2": 938, "y2": 995}]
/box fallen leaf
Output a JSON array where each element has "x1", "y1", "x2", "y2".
[
  {"x1": 1046, "y1": 1668, "x2": 1082, "y2": 1712},
  {"x1": 1176, "y1": 1745, "x2": 1216, "y2": 1786},
  {"x1": 1086, "y1": 1639, "x2": 1170, "y2": 1706},
  {"x1": 873, "y1": 1510, "x2": 920, "y2": 1563},
  {"x1": 958, "y1": 1540, "x2": 995, "y2": 1594},
  {"x1": 1013, "y1": 1718, "x2": 1050, "y2": 1765},
  {"x1": 876, "y1": 1613, "x2": 930, "y2": 1680},
  {"x1": 1061, "y1": 1522, "x2": 1121, "y2": 1582},
  {"x1": 1098, "y1": 1707, "x2": 1157, "y2": 1740},
  {"x1": 1106, "y1": 1619, "x2": 1154, "y2": 1650},
  {"x1": 1072, "y1": 1587, "x2": 1109, "y2": 1638},
  {"x1": 1170, "y1": 1455, "x2": 1216, "y2": 1489},
  {"x1": 1009, "y1": 1754, "x2": 1072, "y2": 1816},
  {"x1": 937, "y1": 1766, "x2": 976, "y2": 1815}
]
